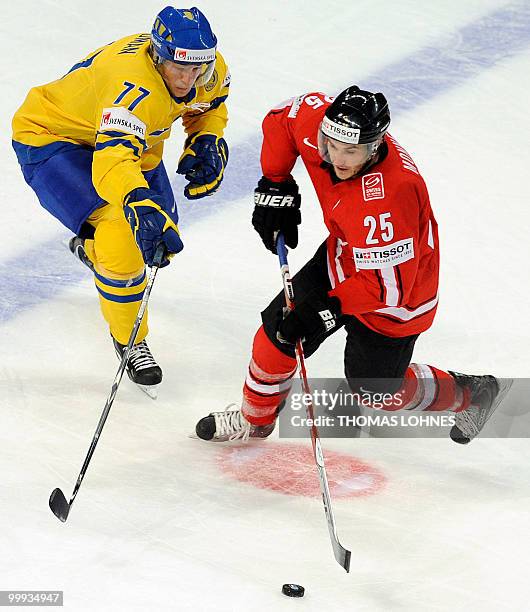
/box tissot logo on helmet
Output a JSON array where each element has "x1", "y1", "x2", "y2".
[{"x1": 321, "y1": 116, "x2": 360, "y2": 144}]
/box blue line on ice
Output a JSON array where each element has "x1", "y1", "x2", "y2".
[{"x1": 2, "y1": 2, "x2": 529, "y2": 323}]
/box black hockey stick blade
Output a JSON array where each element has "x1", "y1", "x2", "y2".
[
  {"x1": 336, "y1": 544, "x2": 351, "y2": 573},
  {"x1": 49, "y1": 488, "x2": 70, "y2": 522}
]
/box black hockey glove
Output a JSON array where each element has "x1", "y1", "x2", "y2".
[
  {"x1": 278, "y1": 290, "x2": 341, "y2": 344},
  {"x1": 177, "y1": 132, "x2": 229, "y2": 200},
  {"x1": 252, "y1": 176, "x2": 301, "y2": 254}
]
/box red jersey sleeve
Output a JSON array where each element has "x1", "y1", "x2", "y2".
[
  {"x1": 260, "y1": 93, "x2": 332, "y2": 181},
  {"x1": 260, "y1": 98, "x2": 301, "y2": 182}
]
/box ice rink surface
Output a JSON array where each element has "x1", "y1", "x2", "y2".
[{"x1": 2, "y1": 1, "x2": 530, "y2": 610}]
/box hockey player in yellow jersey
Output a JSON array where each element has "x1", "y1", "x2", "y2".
[{"x1": 12, "y1": 6, "x2": 230, "y2": 396}]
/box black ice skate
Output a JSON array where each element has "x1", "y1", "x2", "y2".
[
  {"x1": 195, "y1": 405, "x2": 276, "y2": 442},
  {"x1": 68, "y1": 236, "x2": 95, "y2": 273},
  {"x1": 113, "y1": 338, "x2": 162, "y2": 399},
  {"x1": 449, "y1": 373, "x2": 513, "y2": 444}
]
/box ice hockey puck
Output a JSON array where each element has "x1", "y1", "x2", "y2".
[{"x1": 282, "y1": 584, "x2": 305, "y2": 597}]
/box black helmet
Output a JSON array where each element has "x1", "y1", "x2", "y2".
[{"x1": 321, "y1": 86, "x2": 390, "y2": 145}]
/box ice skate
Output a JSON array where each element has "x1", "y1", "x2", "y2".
[
  {"x1": 68, "y1": 236, "x2": 95, "y2": 273},
  {"x1": 450, "y1": 373, "x2": 513, "y2": 444},
  {"x1": 113, "y1": 338, "x2": 162, "y2": 399},
  {"x1": 195, "y1": 404, "x2": 276, "y2": 442}
]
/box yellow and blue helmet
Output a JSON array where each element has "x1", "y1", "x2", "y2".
[{"x1": 151, "y1": 6, "x2": 217, "y2": 84}]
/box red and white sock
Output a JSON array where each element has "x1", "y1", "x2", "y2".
[
  {"x1": 241, "y1": 326, "x2": 297, "y2": 426},
  {"x1": 240, "y1": 325, "x2": 471, "y2": 423},
  {"x1": 385, "y1": 364, "x2": 470, "y2": 413}
]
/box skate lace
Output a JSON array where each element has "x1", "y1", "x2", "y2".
[
  {"x1": 455, "y1": 406, "x2": 481, "y2": 438},
  {"x1": 456, "y1": 388, "x2": 496, "y2": 438},
  {"x1": 129, "y1": 340, "x2": 157, "y2": 371},
  {"x1": 214, "y1": 404, "x2": 251, "y2": 442}
]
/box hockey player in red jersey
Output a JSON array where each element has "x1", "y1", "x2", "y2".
[{"x1": 195, "y1": 86, "x2": 511, "y2": 444}]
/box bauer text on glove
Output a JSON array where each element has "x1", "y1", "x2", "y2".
[{"x1": 252, "y1": 176, "x2": 301, "y2": 254}]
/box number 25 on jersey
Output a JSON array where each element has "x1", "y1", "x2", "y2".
[{"x1": 364, "y1": 212, "x2": 394, "y2": 245}]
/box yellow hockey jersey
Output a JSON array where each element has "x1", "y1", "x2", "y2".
[{"x1": 12, "y1": 33, "x2": 230, "y2": 208}]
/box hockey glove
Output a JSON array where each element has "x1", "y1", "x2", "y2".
[
  {"x1": 278, "y1": 290, "x2": 341, "y2": 344},
  {"x1": 252, "y1": 176, "x2": 301, "y2": 254},
  {"x1": 124, "y1": 188, "x2": 184, "y2": 267},
  {"x1": 177, "y1": 132, "x2": 229, "y2": 200}
]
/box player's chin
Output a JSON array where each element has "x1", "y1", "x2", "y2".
[
  {"x1": 171, "y1": 85, "x2": 194, "y2": 97},
  {"x1": 333, "y1": 166, "x2": 357, "y2": 180}
]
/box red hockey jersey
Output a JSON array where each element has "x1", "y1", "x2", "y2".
[{"x1": 260, "y1": 92, "x2": 439, "y2": 338}]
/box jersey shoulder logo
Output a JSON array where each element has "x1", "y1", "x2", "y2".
[
  {"x1": 100, "y1": 107, "x2": 146, "y2": 139},
  {"x1": 362, "y1": 173, "x2": 385, "y2": 201},
  {"x1": 204, "y1": 70, "x2": 218, "y2": 92}
]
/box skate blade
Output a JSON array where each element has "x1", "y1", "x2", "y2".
[
  {"x1": 188, "y1": 431, "x2": 270, "y2": 443},
  {"x1": 481, "y1": 377, "x2": 514, "y2": 430},
  {"x1": 451, "y1": 377, "x2": 515, "y2": 444},
  {"x1": 137, "y1": 384, "x2": 159, "y2": 400},
  {"x1": 486, "y1": 378, "x2": 514, "y2": 414},
  {"x1": 495, "y1": 378, "x2": 514, "y2": 406}
]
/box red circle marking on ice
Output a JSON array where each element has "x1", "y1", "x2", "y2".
[{"x1": 217, "y1": 442, "x2": 386, "y2": 498}]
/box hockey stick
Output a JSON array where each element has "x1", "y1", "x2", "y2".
[
  {"x1": 276, "y1": 234, "x2": 351, "y2": 572},
  {"x1": 49, "y1": 245, "x2": 166, "y2": 522}
]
